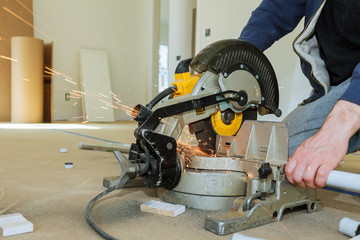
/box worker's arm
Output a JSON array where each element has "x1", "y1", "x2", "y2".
[
  {"x1": 338, "y1": 63, "x2": 360, "y2": 106},
  {"x1": 285, "y1": 101, "x2": 360, "y2": 188},
  {"x1": 286, "y1": 63, "x2": 360, "y2": 188},
  {"x1": 239, "y1": 0, "x2": 306, "y2": 51}
]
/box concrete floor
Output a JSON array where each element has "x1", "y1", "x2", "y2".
[{"x1": 0, "y1": 122, "x2": 359, "y2": 240}]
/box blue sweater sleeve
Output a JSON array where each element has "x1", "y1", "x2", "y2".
[
  {"x1": 239, "y1": 0, "x2": 306, "y2": 51},
  {"x1": 339, "y1": 63, "x2": 360, "y2": 106}
]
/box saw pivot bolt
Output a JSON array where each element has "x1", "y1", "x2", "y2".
[
  {"x1": 167, "y1": 142, "x2": 173, "y2": 150},
  {"x1": 221, "y1": 109, "x2": 235, "y2": 125},
  {"x1": 236, "y1": 90, "x2": 248, "y2": 107},
  {"x1": 274, "y1": 109, "x2": 282, "y2": 117},
  {"x1": 258, "y1": 162, "x2": 272, "y2": 179}
]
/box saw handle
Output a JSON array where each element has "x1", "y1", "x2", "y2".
[
  {"x1": 145, "y1": 85, "x2": 177, "y2": 110},
  {"x1": 274, "y1": 108, "x2": 282, "y2": 117}
]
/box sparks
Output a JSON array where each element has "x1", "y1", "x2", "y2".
[
  {"x1": 117, "y1": 103, "x2": 136, "y2": 117},
  {"x1": 98, "y1": 93, "x2": 108, "y2": 98},
  {"x1": 45, "y1": 66, "x2": 74, "y2": 84},
  {"x1": 64, "y1": 78, "x2": 77, "y2": 85},
  {"x1": 44, "y1": 70, "x2": 54, "y2": 75},
  {"x1": 72, "y1": 90, "x2": 85, "y2": 95},
  {"x1": 112, "y1": 95, "x2": 121, "y2": 102},
  {"x1": 3, "y1": 6, "x2": 51, "y2": 39},
  {"x1": 0, "y1": 55, "x2": 18, "y2": 62},
  {"x1": 54, "y1": 85, "x2": 67, "y2": 91},
  {"x1": 15, "y1": 0, "x2": 51, "y2": 30}
]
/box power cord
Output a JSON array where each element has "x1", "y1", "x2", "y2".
[
  {"x1": 86, "y1": 146, "x2": 150, "y2": 239},
  {"x1": 85, "y1": 186, "x2": 118, "y2": 240}
]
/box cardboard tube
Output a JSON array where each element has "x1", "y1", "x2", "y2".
[{"x1": 11, "y1": 37, "x2": 44, "y2": 123}]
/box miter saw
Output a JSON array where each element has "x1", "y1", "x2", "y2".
[{"x1": 85, "y1": 39, "x2": 321, "y2": 238}]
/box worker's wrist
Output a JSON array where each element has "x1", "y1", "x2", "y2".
[{"x1": 321, "y1": 100, "x2": 360, "y2": 141}]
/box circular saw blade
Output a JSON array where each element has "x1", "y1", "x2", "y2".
[
  {"x1": 189, "y1": 39, "x2": 280, "y2": 154},
  {"x1": 190, "y1": 39, "x2": 279, "y2": 116},
  {"x1": 190, "y1": 108, "x2": 257, "y2": 155}
]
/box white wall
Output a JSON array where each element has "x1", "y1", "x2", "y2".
[
  {"x1": 160, "y1": 0, "x2": 169, "y2": 45},
  {"x1": 32, "y1": 0, "x2": 312, "y2": 121},
  {"x1": 33, "y1": 0, "x2": 159, "y2": 121},
  {"x1": 168, "y1": 0, "x2": 196, "y2": 85},
  {"x1": 196, "y1": 0, "x2": 313, "y2": 121}
]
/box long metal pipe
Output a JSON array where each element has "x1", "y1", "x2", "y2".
[
  {"x1": 78, "y1": 142, "x2": 131, "y2": 153},
  {"x1": 326, "y1": 170, "x2": 360, "y2": 193}
]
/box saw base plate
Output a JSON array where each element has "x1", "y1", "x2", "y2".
[{"x1": 157, "y1": 156, "x2": 247, "y2": 211}]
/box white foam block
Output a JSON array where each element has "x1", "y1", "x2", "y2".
[
  {"x1": 0, "y1": 213, "x2": 33, "y2": 237},
  {"x1": 230, "y1": 233, "x2": 267, "y2": 240},
  {"x1": 140, "y1": 201, "x2": 185, "y2": 217},
  {"x1": 59, "y1": 148, "x2": 68, "y2": 153},
  {"x1": 140, "y1": 200, "x2": 159, "y2": 214}
]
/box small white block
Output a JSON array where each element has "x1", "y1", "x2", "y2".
[
  {"x1": 59, "y1": 148, "x2": 68, "y2": 153},
  {"x1": 0, "y1": 213, "x2": 33, "y2": 237},
  {"x1": 171, "y1": 205, "x2": 185, "y2": 217},
  {"x1": 140, "y1": 200, "x2": 158, "y2": 214},
  {"x1": 230, "y1": 233, "x2": 267, "y2": 240},
  {"x1": 140, "y1": 200, "x2": 158, "y2": 208},
  {"x1": 140, "y1": 201, "x2": 185, "y2": 217}
]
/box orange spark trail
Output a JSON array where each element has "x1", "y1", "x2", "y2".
[
  {"x1": 64, "y1": 78, "x2": 77, "y2": 85},
  {"x1": 45, "y1": 66, "x2": 74, "y2": 83},
  {"x1": 117, "y1": 103, "x2": 136, "y2": 117},
  {"x1": 3, "y1": 6, "x2": 51, "y2": 39},
  {"x1": 98, "y1": 93, "x2": 108, "y2": 98},
  {"x1": 15, "y1": 0, "x2": 51, "y2": 29},
  {"x1": 0, "y1": 55, "x2": 18, "y2": 62}
]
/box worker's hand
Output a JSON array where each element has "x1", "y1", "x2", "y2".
[
  {"x1": 286, "y1": 128, "x2": 347, "y2": 188},
  {"x1": 285, "y1": 100, "x2": 360, "y2": 188}
]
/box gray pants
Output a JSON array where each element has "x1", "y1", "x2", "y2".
[{"x1": 283, "y1": 79, "x2": 360, "y2": 155}]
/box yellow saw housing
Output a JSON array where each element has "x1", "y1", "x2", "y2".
[
  {"x1": 171, "y1": 61, "x2": 243, "y2": 137},
  {"x1": 172, "y1": 72, "x2": 200, "y2": 97}
]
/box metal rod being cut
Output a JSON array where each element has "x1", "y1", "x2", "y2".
[{"x1": 78, "y1": 142, "x2": 131, "y2": 153}]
